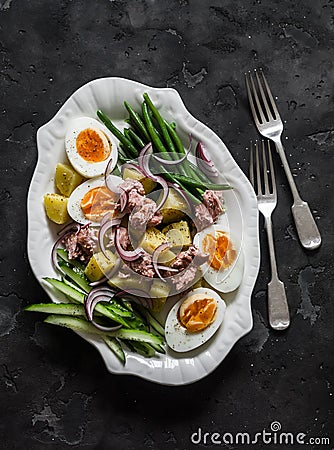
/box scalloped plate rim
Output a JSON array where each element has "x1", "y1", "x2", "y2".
[{"x1": 27, "y1": 77, "x2": 260, "y2": 386}]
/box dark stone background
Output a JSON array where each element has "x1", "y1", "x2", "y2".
[{"x1": 0, "y1": 1, "x2": 333, "y2": 449}]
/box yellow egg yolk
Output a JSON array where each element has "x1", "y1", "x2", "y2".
[
  {"x1": 179, "y1": 294, "x2": 217, "y2": 332},
  {"x1": 80, "y1": 186, "x2": 115, "y2": 221},
  {"x1": 76, "y1": 128, "x2": 111, "y2": 162},
  {"x1": 202, "y1": 231, "x2": 236, "y2": 271}
]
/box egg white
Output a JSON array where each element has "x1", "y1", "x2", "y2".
[
  {"x1": 65, "y1": 117, "x2": 118, "y2": 178},
  {"x1": 194, "y1": 224, "x2": 244, "y2": 293},
  {"x1": 165, "y1": 287, "x2": 226, "y2": 352},
  {"x1": 67, "y1": 175, "x2": 122, "y2": 225}
]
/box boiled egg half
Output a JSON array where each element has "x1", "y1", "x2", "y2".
[
  {"x1": 65, "y1": 117, "x2": 117, "y2": 178},
  {"x1": 165, "y1": 287, "x2": 226, "y2": 352},
  {"x1": 194, "y1": 224, "x2": 244, "y2": 293},
  {"x1": 67, "y1": 176, "x2": 122, "y2": 225}
]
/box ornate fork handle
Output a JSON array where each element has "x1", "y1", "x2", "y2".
[
  {"x1": 274, "y1": 140, "x2": 321, "y2": 250},
  {"x1": 264, "y1": 215, "x2": 290, "y2": 330}
]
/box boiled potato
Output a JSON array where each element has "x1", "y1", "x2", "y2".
[
  {"x1": 108, "y1": 275, "x2": 151, "y2": 292},
  {"x1": 140, "y1": 227, "x2": 166, "y2": 254},
  {"x1": 162, "y1": 220, "x2": 192, "y2": 248},
  {"x1": 122, "y1": 167, "x2": 157, "y2": 194},
  {"x1": 44, "y1": 193, "x2": 70, "y2": 224},
  {"x1": 84, "y1": 250, "x2": 118, "y2": 282},
  {"x1": 160, "y1": 188, "x2": 187, "y2": 224},
  {"x1": 55, "y1": 162, "x2": 84, "y2": 197}
]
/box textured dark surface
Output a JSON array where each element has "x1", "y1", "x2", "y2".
[{"x1": 1, "y1": 0, "x2": 333, "y2": 449}]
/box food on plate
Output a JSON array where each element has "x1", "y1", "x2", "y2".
[
  {"x1": 67, "y1": 176, "x2": 120, "y2": 225},
  {"x1": 44, "y1": 193, "x2": 70, "y2": 224},
  {"x1": 160, "y1": 188, "x2": 188, "y2": 224},
  {"x1": 194, "y1": 224, "x2": 244, "y2": 293},
  {"x1": 55, "y1": 162, "x2": 84, "y2": 197},
  {"x1": 165, "y1": 287, "x2": 226, "y2": 352},
  {"x1": 162, "y1": 220, "x2": 192, "y2": 249},
  {"x1": 65, "y1": 117, "x2": 117, "y2": 178},
  {"x1": 29, "y1": 92, "x2": 240, "y2": 365}
]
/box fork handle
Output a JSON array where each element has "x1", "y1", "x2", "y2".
[
  {"x1": 264, "y1": 216, "x2": 290, "y2": 330},
  {"x1": 274, "y1": 141, "x2": 321, "y2": 250},
  {"x1": 268, "y1": 277, "x2": 290, "y2": 330}
]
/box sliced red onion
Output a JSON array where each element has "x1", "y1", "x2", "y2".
[
  {"x1": 196, "y1": 141, "x2": 218, "y2": 178},
  {"x1": 153, "y1": 134, "x2": 192, "y2": 166},
  {"x1": 114, "y1": 226, "x2": 144, "y2": 262},
  {"x1": 85, "y1": 288, "x2": 122, "y2": 332},
  {"x1": 98, "y1": 218, "x2": 122, "y2": 259},
  {"x1": 52, "y1": 223, "x2": 82, "y2": 273},
  {"x1": 157, "y1": 265, "x2": 179, "y2": 273},
  {"x1": 152, "y1": 243, "x2": 171, "y2": 282},
  {"x1": 119, "y1": 188, "x2": 128, "y2": 213},
  {"x1": 115, "y1": 289, "x2": 153, "y2": 310},
  {"x1": 57, "y1": 222, "x2": 81, "y2": 236},
  {"x1": 154, "y1": 175, "x2": 169, "y2": 212}
]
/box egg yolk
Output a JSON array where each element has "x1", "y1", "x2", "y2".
[
  {"x1": 179, "y1": 294, "x2": 217, "y2": 332},
  {"x1": 202, "y1": 231, "x2": 236, "y2": 271},
  {"x1": 80, "y1": 186, "x2": 115, "y2": 221},
  {"x1": 76, "y1": 128, "x2": 111, "y2": 162}
]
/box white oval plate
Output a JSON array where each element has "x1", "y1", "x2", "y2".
[{"x1": 27, "y1": 78, "x2": 260, "y2": 386}]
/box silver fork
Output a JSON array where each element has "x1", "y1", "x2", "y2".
[
  {"x1": 250, "y1": 140, "x2": 290, "y2": 330},
  {"x1": 245, "y1": 69, "x2": 321, "y2": 250}
]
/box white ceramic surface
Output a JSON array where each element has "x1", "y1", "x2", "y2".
[{"x1": 27, "y1": 77, "x2": 260, "y2": 386}]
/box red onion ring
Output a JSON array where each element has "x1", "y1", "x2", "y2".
[
  {"x1": 98, "y1": 218, "x2": 122, "y2": 260},
  {"x1": 114, "y1": 226, "x2": 144, "y2": 262},
  {"x1": 195, "y1": 141, "x2": 218, "y2": 178},
  {"x1": 51, "y1": 222, "x2": 82, "y2": 273},
  {"x1": 152, "y1": 243, "x2": 171, "y2": 282},
  {"x1": 152, "y1": 134, "x2": 192, "y2": 166},
  {"x1": 84, "y1": 288, "x2": 123, "y2": 332},
  {"x1": 119, "y1": 188, "x2": 128, "y2": 213}
]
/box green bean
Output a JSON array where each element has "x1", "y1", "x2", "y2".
[
  {"x1": 143, "y1": 93, "x2": 176, "y2": 154},
  {"x1": 97, "y1": 110, "x2": 138, "y2": 158},
  {"x1": 124, "y1": 101, "x2": 150, "y2": 142},
  {"x1": 141, "y1": 101, "x2": 169, "y2": 156},
  {"x1": 127, "y1": 128, "x2": 145, "y2": 150},
  {"x1": 168, "y1": 173, "x2": 231, "y2": 191}
]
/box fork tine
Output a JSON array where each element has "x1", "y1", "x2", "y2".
[
  {"x1": 245, "y1": 73, "x2": 260, "y2": 128},
  {"x1": 261, "y1": 140, "x2": 270, "y2": 195},
  {"x1": 249, "y1": 141, "x2": 254, "y2": 187},
  {"x1": 255, "y1": 69, "x2": 274, "y2": 122},
  {"x1": 259, "y1": 69, "x2": 280, "y2": 120},
  {"x1": 267, "y1": 140, "x2": 277, "y2": 196},
  {"x1": 255, "y1": 141, "x2": 262, "y2": 195},
  {"x1": 247, "y1": 72, "x2": 266, "y2": 124}
]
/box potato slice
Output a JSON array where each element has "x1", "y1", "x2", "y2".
[
  {"x1": 150, "y1": 280, "x2": 170, "y2": 312},
  {"x1": 160, "y1": 188, "x2": 187, "y2": 224},
  {"x1": 44, "y1": 193, "x2": 70, "y2": 224},
  {"x1": 84, "y1": 251, "x2": 118, "y2": 282},
  {"x1": 162, "y1": 220, "x2": 192, "y2": 248},
  {"x1": 55, "y1": 162, "x2": 84, "y2": 197}
]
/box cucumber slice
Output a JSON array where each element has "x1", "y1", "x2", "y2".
[
  {"x1": 148, "y1": 342, "x2": 166, "y2": 354},
  {"x1": 103, "y1": 337, "x2": 125, "y2": 364},
  {"x1": 44, "y1": 277, "x2": 86, "y2": 303},
  {"x1": 44, "y1": 315, "x2": 163, "y2": 345},
  {"x1": 62, "y1": 277, "x2": 87, "y2": 295},
  {"x1": 44, "y1": 278, "x2": 129, "y2": 328},
  {"x1": 124, "y1": 341, "x2": 155, "y2": 357},
  {"x1": 146, "y1": 311, "x2": 165, "y2": 337},
  {"x1": 58, "y1": 262, "x2": 91, "y2": 293},
  {"x1": 25, "y1": 303, "x2": 86, "y2": 316}
]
